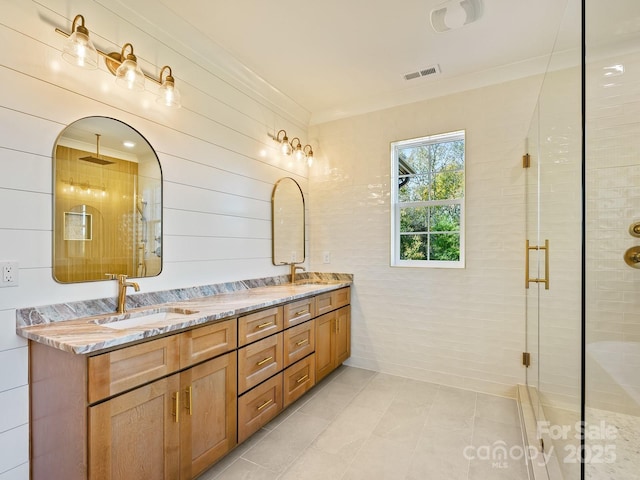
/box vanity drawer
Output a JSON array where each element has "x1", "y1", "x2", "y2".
[
  {"x1": 237, "y1": 373, "x2": 283, "y2": 443},
  {"x1": 283, "y1": 354, "x2": 315, "y2": 408},
  {"x1": 316, "y1": 287, "x2": 351, "y2": 316},
  {"x1": 238, "y1": 307, "x2": 283, "y2": 346},
  {"x1": 283, "y1": 320, "x2": 315, "y2": 367},
  {"x1": 88, "y1": 335, "x2": 180, "y2": 404},
  {"x1": 283, "y1": 297, "x2": 315, "y2": 328},
  {"x1": 180, "y1": 318, "x2": 237, "y2": 368},
  {"x1": 238, "y1": 334, "x2": 283, "y2": 394}
]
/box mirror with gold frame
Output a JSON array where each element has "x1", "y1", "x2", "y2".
[
  {"x1": 272, "y1": 177, "x2": 305, "y2": 265},
  {"x1": 53, "y1": 116, "x2": 162, "y2": 283}
]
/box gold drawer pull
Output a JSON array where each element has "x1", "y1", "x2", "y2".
[
  {"x1": 257, "y1": 356, "x2": 273, "y2": 366},
  {"x1": 173, "y1": 392, "x2": 180, "y2": 423},
  {"x1": 295, "y1": 338, "x2": 309, "y2": 346},
  {"x1": 257, "y1": 398, "x2": 273, "y2": 411},
  {"x1": 296, "y1": 374, "x2": 309, "y2": 384},
  {"x1": 257, "y1": 321, "x2": 274, "y2": 329},
  {"x1": 295, "y1": 310, "x2": 307, "y2": 316},
  {"x1": 185, "y1": 386, "x2": 192, "y2": 416}
]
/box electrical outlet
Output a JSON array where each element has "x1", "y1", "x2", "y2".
[
  {"x1": 322, "y1": 251, "x2": 331, "y2": 264},
  {"x1": 0, "y1": 261, "x2": 18, "y2": 287}
]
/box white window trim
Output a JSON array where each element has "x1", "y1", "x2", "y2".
[{"x1": 390, "y1": 130, "x2": 466, "y2": 268}]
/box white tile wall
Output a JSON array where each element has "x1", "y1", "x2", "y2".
[
  {"x1": 586, "y1": 50, "x2": 640, "y2": 415},
  {"x1": 0, "y1": 0, "x2": 311, "y2": 476},
  {"x1": 308, "y1": 75, "x2": 545, "y2": 398}
]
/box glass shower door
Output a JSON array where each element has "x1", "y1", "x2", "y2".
[{"x1": 524, "y1": 2, "x2": 582, "y2": 476}]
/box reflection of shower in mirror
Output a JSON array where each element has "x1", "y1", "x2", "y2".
[{"x1": 136, "y1": 199, "x2": 148, "y2": 277}]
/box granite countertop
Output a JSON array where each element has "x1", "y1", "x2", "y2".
[{"x1": 16, "y1": 273, "x2": 352, "y2": 356}]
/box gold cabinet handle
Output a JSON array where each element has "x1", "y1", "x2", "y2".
[
  {"x1": 173, "y1": 392, "x2": 180, "y2": 423},
  {"x1": 185, "y1": 386, "x2": 192, "y2": 416},
  {"x1": 295, "y1": 338, "x2": 309, "y2": 346},
  {"x1": 336, "y1": 318, "x2": 340, "y2": 334},
  {"x1": 257, "y1": 356, "x2": 273, "y2": 366},
  {"x1": 257, "y1": 398, "x2": 273, "y2": 411},
  {"x1": 257, "y1": 321, "x2": 274, "y2": 329},
  {"x1": 295, "y1": 309, "x2": 307, "y2": 316},
  {"x1": 525, "y1": 239, "x2": 550, "y2": 290},
  {"x1": 296, "y1": 374, "x2": 309, "y2": 384}
]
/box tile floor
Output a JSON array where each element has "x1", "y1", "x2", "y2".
[{"x1": 198, "y1": 366, "x2": 529, "y2": 480}]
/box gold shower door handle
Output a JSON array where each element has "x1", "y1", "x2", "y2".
[{"x1": 525, "y1": 239, "x2": 549, "y2": 290}]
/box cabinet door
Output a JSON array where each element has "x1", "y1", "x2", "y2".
[
  {"x1": 89, "y1": 374, "x2": 181, "y2": 480},
  {"x1": 335, "y1": 307, "x2": 351, "y2": 365},
  {"x1": 180, "y1": 351, "x2": 237, "y2": 479},
  {"x1": 315, "y1": 310, "x2": 336, "y2": 382}
]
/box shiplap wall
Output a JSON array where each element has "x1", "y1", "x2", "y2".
[{"x1": 0, "y1": 1, "x2": 310, "y2": 477}]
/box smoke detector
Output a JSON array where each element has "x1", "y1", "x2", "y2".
[{"x1": 430, "y1": 0, "x2": 483, "y2": 33}]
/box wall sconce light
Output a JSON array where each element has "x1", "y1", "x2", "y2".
[
  {"x1": 56, "y1": 14, "x2": 182, "y2": 108},
  {"x1": 108, "y1": 43, "x2": 145, "y2": 91},
  {"x1": 269, "y1": 130, "x2": 315, "y2": 166},
  {"x1": 61, "y1": 14, "x2": 99, "y2": 69},
  {"x1": 157, "y1": 66, "x2": 181, "y2": 107},
  {"x1": 274, "y1": 129, "x2": 292, "y2": 155},
  {"x1": 291, "y1": 137, "x2": 305, "y2": 161},
  {"x1": 303, "y1": 145, "x2": 314, "y2": 166}
]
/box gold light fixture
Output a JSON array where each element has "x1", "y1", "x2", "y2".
[
  {"x1": 61, "y1": 15, "x2": 98, "y2": 69},
  {"x1": 303, "y1": 145, "x2": 314, "y2": 166},
  {"x1": 109, "y1": 43, "x2": 145, "y2": 91},
  {"x1": 275, "y1": 129, "x2": 292, "y2": 155},
  {"x1": 55, "y1": 14, "x2": 182, "y2": 107},
  {"x1": 291, "y1": 137, "x2": 305, "y2": 161},
  {"x1": 269, "y1": 129, "x2": 315, "y2": 166},
  {"x1": 157, "y1": 66, "x2": 181, "y2": 108}
]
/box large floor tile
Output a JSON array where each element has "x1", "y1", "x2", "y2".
[
  {"x1": 241, "y1": 412, "x2": 329, "y2": 473},
  {"x1": 197, "y1": 366, "x2": 531, "y2": 480},
  {"x1": 341, "y1": 433, "x2": 414, "y2": 480},
  {"x1": 279, "y1": 446, "x2": 350, "y2": 480}
]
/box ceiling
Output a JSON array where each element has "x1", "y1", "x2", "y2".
[{"x1": 99, "y1": 0, "x2": 638, "y2": 125}]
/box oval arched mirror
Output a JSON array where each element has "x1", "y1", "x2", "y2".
[
  {"x1": 272, "y1": 177, "x2": 305, "y2": 265},
  {"x1": 53, "y1": 116, "x2": 162, "y2": 283}
]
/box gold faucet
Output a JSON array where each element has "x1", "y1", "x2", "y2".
[
  {"x1": 116, "y1": 274, "x2": 140, "y2": 313},
  {"x1": 290, "y1": 264, "x2": 305, "y2": 284}
]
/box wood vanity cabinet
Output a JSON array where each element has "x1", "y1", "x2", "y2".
[
  {"x1": 30, "y1": 318, "x2": 237, "y2": 480},
  {"x1": 29, "y1": 286, "x2": 350, "y2": 480},
  {"x1": 315, "y1": 306, "x2": 351, "y2": 382}
]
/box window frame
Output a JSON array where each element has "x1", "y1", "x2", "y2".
[{"x1": 390, "y1": 130, "x2": 466, "y2": 268}]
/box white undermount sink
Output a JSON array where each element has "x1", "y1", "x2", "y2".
[{"x1": 92, "y1": 307, "x2": 199, "y2": 330}]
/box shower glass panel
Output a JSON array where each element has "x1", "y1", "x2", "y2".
[
  {"x1": 584, "y1": 1, "x2": 640, "y2": 479},
  {"x1": 524, "y1": 0, "x2": 582, "y2": 478}
]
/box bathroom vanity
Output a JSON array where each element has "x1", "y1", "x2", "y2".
[{"x1": 18, "y1": 278, "x2": 351, "y2": 480}]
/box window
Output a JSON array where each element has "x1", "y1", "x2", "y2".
[{"x1": 391, "y1": 130, "x2": 465, "y2": 268}]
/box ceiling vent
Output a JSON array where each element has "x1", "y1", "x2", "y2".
[{"x1": 403, "y1": 64, "x2": 441, "y2": 81}]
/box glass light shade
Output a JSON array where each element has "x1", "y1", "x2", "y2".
[
  {"x1": 62, "y1": 29, "x2": 98, "y2": 69},
  {"x1": 115, "y1": 55, "x2": 145, "y2": 91},
  {"x1": 157, "y1": 79, "x2": 181, "y2": 108},
  {"x1": 294, "y1": 146, "x2": 305, "y2": 161},
  {"x1": 281, "y1": 139, "x2": 292, "y2": 155}
]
